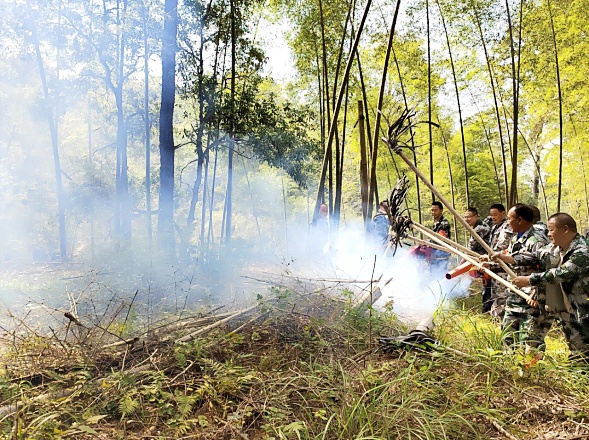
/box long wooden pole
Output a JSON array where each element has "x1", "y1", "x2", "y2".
[
  {"x1": 406, "y1": 235, "x2": 474, "y2": 257},
  {"x1": 411, "y1": 222, "x2": 479, "y2": 258},
  {"x1": 412, "y1": 224, "x2": 531, "y2": 301},
  {"x1": 392, "y1": 147, "x2": 517, "y2": 278}
]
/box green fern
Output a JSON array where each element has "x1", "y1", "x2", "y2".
[{"x1": 118, "y1": 394, "x2": 140, "y2": 419}]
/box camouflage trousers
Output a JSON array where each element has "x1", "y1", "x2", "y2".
[
  {"x1": 502, "y1": 311, "x2": 540, "y2": 348},
  {"x1": 502, "y1": 310, "x2": 570, "y2": 350},
  {"x1": 569, "y1": 316, "x2": 589, "y2": 355},
  {"x1": 490, "y1": 276, "x2": 509, "y2": 321}
]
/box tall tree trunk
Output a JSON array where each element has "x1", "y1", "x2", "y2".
[
  {"x1": 199, "y1": 138, "x2": 211, "y2": 245},
  {"x1": 158, "y1": 0, "x2": 178, "y2": 254},
  {"x1": 355, "y1": 48, "x2": 379, "y2": 207},
  {"x1": 332, "y1": 0, "x2": 354, "y2": 228},
  {"x1": 366, "y1": 0, "x2": 402, "y2": 220},
  {"x1": 392, "y1": 46, "x2": 422, "y2": 224},
  {"x1": 314, "y1": 0, "x2": 377, "y2": 221},
  {"x1": 30, "y1": 19, "x2": 66, "y2": 259},
  {"x1": 436, "y1": 0, "x2": 469, "y2": 206},
  {"x1": 472, "y1": 5, "x2": 509, "y2": 203},
  {"x1": 315, "y1": 43, "x2": 325, "y2": 191},
  {"x1": 87, "y1": 98, "x2": 95, "y2": 263},
  {"x1": 207, "y1": 144, "x2": 219, "y2": 247},
  {"x1": 187, "y1": 6, "x2": 209, "y2": 228},
  {"x1": 506, "y1": 0, "x2": 521, "y2": 206},
  {"x1": 115, "y1": 0, "x2": 131, "y2": 240},
  {"x1": 547, "y1": 0, "x2": 563, "y2": 211},
  {"x1": 355, "y1": 49, "x2": 372, "y2": 162},
  {"x1": 520, "y1": 130, "x2": 548, "y2": 217},
  {"x1": 318, "y1": 0, "x2": 333, "y2": 216},
  {"x1": 224, "y1": 0, "x2": 236, "y2": 244},
  {"x1": 438, "y1": 119, "x2": 457, "y2": 240},
  {"x1": 143, "y1": 4, "x2": 152, "y2": 243},
  {"x1": 358, "y1": 100, "x2": 369, "y2": 228},
  {"x1": 426, "y1": 0, "x2": 433, "y2": 201},
  {"x1": 569, "y1": 116, "x2": 589, "y2": 223}
]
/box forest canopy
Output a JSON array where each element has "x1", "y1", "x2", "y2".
[{"x1": 0, "y1": 0, "x2": 586, "y2": 262}]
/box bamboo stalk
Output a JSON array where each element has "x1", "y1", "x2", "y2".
[
  {"x1": 392, "y1": 147, "x2": 517, "y2": 278},
  {"x1": 411, "y1": 224, "x2": 531, "y2": 301}
]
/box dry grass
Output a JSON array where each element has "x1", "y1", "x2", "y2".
[{"x1": 0, "y1": 275, "x2": 588, "y2": 439}]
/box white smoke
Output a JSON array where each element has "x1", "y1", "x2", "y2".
[{"x1": 290, "y1": 219, "x2": 473, "y2": 325}]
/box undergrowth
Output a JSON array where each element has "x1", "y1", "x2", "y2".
[{"x1": 0, "y1": 286, "x2": 588, "y2": 439}]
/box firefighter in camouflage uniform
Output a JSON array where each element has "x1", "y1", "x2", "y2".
[
  {"x1": 514, "y1": 213, "x2": 589, "y2": 355},
  {"x1": 492, "y1": 204, "x2": 548, "y2": 349},
  {"x1": 485, "y1": 203, "x2": 514, "y2": 317}
]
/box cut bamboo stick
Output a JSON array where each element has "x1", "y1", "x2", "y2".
[
  {"x1": 405, "y1": 234, "x2": 470, "y2": 256},
  {"x1": 410, "y1": 222, "x2": 480, "y2": 258},
  {"x1": 413, "y1": 224, "x2": 532, "y2": 301}
]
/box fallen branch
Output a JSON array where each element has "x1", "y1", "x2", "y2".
[{"x1": 176, "y1": 303, "x2": 260, "y2": 343}]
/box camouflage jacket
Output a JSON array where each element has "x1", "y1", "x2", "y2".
[
  {"x1": 469, "y1": 219, "x2": 491, "y2": 255},
  {"x1": 505, "y1": 226, "x2": 549, "y2": 313},
  {"x1": 533, "y1": 221, "x2": 548, "y2": 239},
  {"x1": 529, "y1": 234, "x2": 589, "y2": 322},
  {"x1": 432, "y1": 215, "x2": 451, "y2": 240},
  {"x1": 489, "y1": 218, "x2": 514, "y2": 251}
]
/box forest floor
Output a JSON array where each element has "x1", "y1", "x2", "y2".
[{"x1": 0, "y1": 262, "x2": 588, "y2": 439}]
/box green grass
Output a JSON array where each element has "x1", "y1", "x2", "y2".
[{"x1": 0, "y1": 286, "x2": 588, "y2": 439}]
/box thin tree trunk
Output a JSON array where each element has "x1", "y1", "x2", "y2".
[
  {"x1": 224, "y1": 0, "x2": 236, "y2": 244},
  {"x1": 578, "y1": 145, "x2": 589, "y2": 223},
  {"x1": 359, "y1": 101, "x2": 369, "y2": 228},
  {"x1": 314, "y1": 0, "x2": 379, "y2": 222},
  {"x1": 437, "y1": 119, "x2": 457, "y2": 241},
  {"x1": 187, "y1": 9, "x2": 208, "y2": 227},
  {"x1": 142, "y1": 4, "x2": 152, "y2": 243},
  {"x1": 506, "y1": 0, "x2": 520, "y2": 206},
  {"x1": 366, "y1": 0, "x2": 402, "y2": 220},
  {"x1": 199, "y1": 143, "x2": 210, "y2": 245},
  {"x1": 87, "y1": 98, "x2": 95, "y2": 263},
  {"x1": 315, "y1": 43, "x2": 325, "y2": 187},
  {"x1": 568, "y1": 116, "x2": 589, "y2": 223},
  {"x1": 333, "y1": 0, "x2": 355, "y2": 228},
  {"x1": 547, "y1": 0, "x2": 563, "y2": 211},
  {"x1": 207, "y1": 144, "x2": 219, "y2": 247},
  {"x1": 472, "y1": 5, "x2": 509, "y2": 204},
  {"x1": 117, "y1": 0, "x2": 131, "y2": 239},
  {"x1": 334, "y1": 84, "x2": 348, "y2": 229},
  {"x1": 31, "y1": 18, "x2": 66, "y2": 259},
  {"x1": 355, "y1": 50, "x2": 372, "y2": 161},
  {"x1": 519, "y1": 130, "x2": 548, "y2": 218},
  {"x1": 392, "y1": 47, "x2": 422, "y2": 224},
  {"x1": 158, "y1": 0, "x2": 178, "y2": 254},
  {"x1": 282, "y1": 174, "x2": 288, "y2": 255},
  {"x1": 437, "y1": 0, "x2": 469, "y2": 206},
  {"x1": 318, "y1": 0, "x2": 332, "y2": 213},
  {"x1": 426, "y1": 0, "x2": 433, "y2": 201}
]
